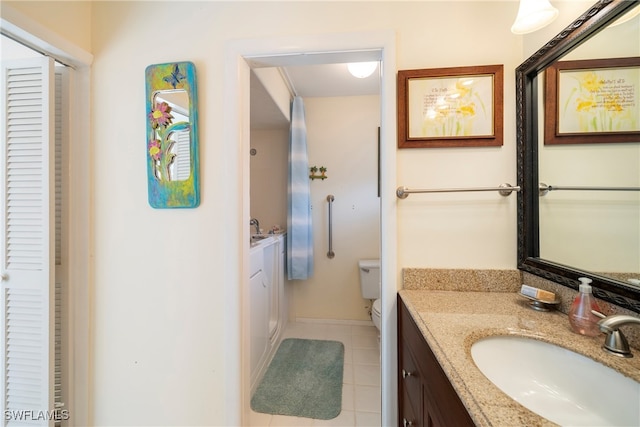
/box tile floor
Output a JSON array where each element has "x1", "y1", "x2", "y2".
[{"x1": 249, "y1": 321, "x2": 382, "y2": 427}]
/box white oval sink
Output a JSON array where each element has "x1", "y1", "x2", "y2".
[{"x1": 471, "y1": 335, "x2": 640, "y2": 426}]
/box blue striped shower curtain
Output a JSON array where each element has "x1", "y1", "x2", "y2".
[{"x1": 287, "y1": 96, "x2": 314, "y2": 280}]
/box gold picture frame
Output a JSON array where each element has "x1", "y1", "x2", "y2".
[{"x1": 397, "y1": 64, "x2": 503, "y2": 148}]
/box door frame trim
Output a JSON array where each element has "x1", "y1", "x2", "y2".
[
  {"x1": 1, "y1": 4, "x2": 93, "y2": 425},
  {"x1": 224, "y1": 30, "x2": 398, "y2": 425}
]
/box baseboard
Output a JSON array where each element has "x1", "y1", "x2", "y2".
[{"x1": 294, "y1": 317, "x2": 374, "y2": 327}]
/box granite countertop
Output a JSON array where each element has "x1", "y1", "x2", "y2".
[{"x1": 399, "y1": 289, "x2": 640, "y2": 427}]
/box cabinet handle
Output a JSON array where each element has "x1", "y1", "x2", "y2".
[
  {"x1": 402, "y1": 369, "x2": 414, "y2": 378},
  {"x1": 403, "y1": 418, "x2": 413, "y2": 427}
]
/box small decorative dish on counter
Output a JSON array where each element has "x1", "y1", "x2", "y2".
[{"x1": 519, "y1": 292, "x2": 561, "y2": 312}]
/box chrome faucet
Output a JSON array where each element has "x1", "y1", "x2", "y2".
[
  {"x1": 596, "y1": 313, "x2": 640, "y2": 358},
  {"x1": 249, "y1": 218, "x2": 260, "y2": 234}
]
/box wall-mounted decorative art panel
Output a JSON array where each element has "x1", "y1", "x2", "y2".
[{"x1": 145, "y1": 61, "x2": 200, "y2": 208}]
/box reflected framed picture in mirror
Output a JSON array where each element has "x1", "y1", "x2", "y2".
[
  {"x1": 544, "y1": 57, "x2": 640, "y2": 145},
  {"x1": 145, "y1": 61, "x2": 200, "y2": 208}
]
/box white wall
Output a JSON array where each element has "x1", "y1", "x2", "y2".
[
  {"x1": 4, "y1": 1, "x2": 572, "y2": 425},
  {"x1": 395, "y1": 4, "x2": 522, "y2": 269},
  {"x1": 4, "y1": 1, "x2": 92, "y2": 52}
]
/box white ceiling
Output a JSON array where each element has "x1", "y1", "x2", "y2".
[
  {"x1": 250, "y1": 62, "x2": 381, "y2": 130},
  {"x1": 285, "y1": 62, "x2": 380, "y2": 98}
]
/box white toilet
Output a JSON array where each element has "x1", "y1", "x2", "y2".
[{"x1": 358, "y1": 259, "x2": 381, "y2": 334}]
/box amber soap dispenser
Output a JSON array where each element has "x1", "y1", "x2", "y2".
[{"x1": 568, "y1": 277, "x2": 601, "y2": 337}]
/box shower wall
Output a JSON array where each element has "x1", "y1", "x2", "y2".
[
  {"x1": 294, "y1": 95, "x2": 381, "y2": 322},
  {"x1": 250, "y1": 95, "x2": 381, "y2": 322}
]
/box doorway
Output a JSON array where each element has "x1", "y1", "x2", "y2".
[
  {"x1": 224, "y1": 30, "x2": 398, "y2": 426},
  {"x1": 250, "y1": 77, "x2": 381, "y2": 425}
]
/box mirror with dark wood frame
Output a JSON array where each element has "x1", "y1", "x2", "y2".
[{"x1": 516, "y1": 0, "x2": 640, "y2": 313}]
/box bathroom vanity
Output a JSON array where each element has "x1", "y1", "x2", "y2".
[
  {"x1": 398, "y1": 295, "x2": 474, "y2": 427},
  {"x1": 397, "y1": 290, "x2": 640, "y2": 426}
]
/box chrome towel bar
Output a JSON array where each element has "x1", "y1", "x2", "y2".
[
  {"x1": 396, "y1": 183, "x2": 520, "y2": 199},
  {"x1": 326, "y1": 195, "x2": 335, "y2": 259},
  {"x1": 539, "y1": 183, "x2": 640, "y2": 196}
]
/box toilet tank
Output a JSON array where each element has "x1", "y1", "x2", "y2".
[{"x1": 358, "y1": 259, "x2": 380, "y2": 299}]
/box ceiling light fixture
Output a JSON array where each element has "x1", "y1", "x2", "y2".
[
  {"x1": 347, "y1": 62, "x2": 378, "y2": 79},
  {"x1": 511, "y1": 0, "x2": 559, "y2": 35}
]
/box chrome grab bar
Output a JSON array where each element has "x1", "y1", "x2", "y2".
[
  {"x1": 327, "y1": 195, "x2": 335, "y2": 259},
  {"x1": 396, "y1": 183, "x2": 520, "y2": 199},
  {"x1": 539, "y1": 182, "x2": 640, "y2": 196}
]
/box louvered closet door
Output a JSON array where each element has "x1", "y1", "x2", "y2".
[{"x1": 1, "y1": 57, "x2": 55, "y2": 426}]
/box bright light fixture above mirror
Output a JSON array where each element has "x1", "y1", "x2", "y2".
[
  {"x1": 347, "y1": 61, "x2": 378, "y2": 78},
  {"x1": 609, "y1": 3, "x2": 640, "y2": 27},
  {"x1": 511, "y1": 0, "x2": 559, "y2": 35}
]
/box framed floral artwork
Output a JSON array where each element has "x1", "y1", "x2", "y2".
[
  {"x1": 544, "y1": 57, "x2": 640, "y2": 145},
  {"x1": 145, "y1": 61, "x2": 200, "y2": 208},
  {"x1": 397, "y1": 64, "x2": 503, "y2": 148}
]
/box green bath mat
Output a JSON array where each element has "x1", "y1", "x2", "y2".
[{"x1": 251, "y1": 338, "x2": 344, "y2": 420}]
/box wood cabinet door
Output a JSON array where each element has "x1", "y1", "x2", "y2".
[{"x1": 398, "y1": 296, "x2": 475, "y2": 427}]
